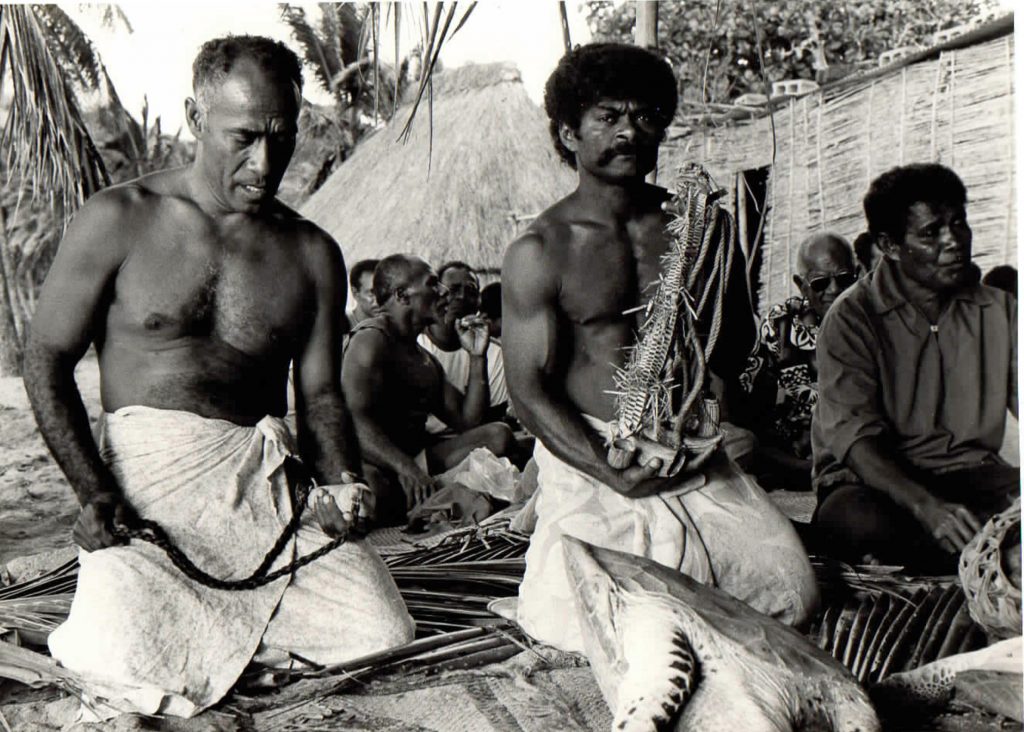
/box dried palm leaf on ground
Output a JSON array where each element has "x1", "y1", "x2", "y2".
[
  {"x1": 811, "y1": 582, "x2": 990, "y2": 686},
  {"x1": 0, "y1": 640, "x2": 106, "y2": 716}
]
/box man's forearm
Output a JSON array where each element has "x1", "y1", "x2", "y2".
[
  {"x1": 846, "y1": 436, "x2": 934, "y2": 515},
  {"x1": 460, "y1": 354, "x2": 490, "y2": 428},
  {"x1": 296, "y1": 391, "x2": 361, "y2": 482},
  {"x1": 23, "y1": 349, "x2": 116, "y2": 505},
  {"x1": 514, "y1": 385, "x2": 622, "y2": 491}
]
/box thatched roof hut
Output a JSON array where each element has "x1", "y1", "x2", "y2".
[
  {"x1": 301, "y1": 62, "x2": 577, "y2": 273},
  {"x1": 661, "y1": 14, "x2": 1015, "y2": 314}
]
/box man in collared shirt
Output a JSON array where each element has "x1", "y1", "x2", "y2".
[{"x1": 812, "y1": 164, "x2": 1018, "y2": 572}]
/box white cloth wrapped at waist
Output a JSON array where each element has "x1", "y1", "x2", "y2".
[
  {"x1": 516, "y1": 414, "x2": 818, "y2": 654},
  {"x1": 49, "y1": 406, "x2": 413, "y2": 719}
]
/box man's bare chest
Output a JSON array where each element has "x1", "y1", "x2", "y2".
[
  {"x1": 559, "y1": 224, "x2": 670, "y2": 325},
  {"x1": 110, "y1": 231, "x2": 311, "y2": 353}
]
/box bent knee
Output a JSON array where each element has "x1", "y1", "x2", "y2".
[{"x1": 480, "y1": 422, "x2": 515, "y2": 456}]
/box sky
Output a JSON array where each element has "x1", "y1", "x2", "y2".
[{"x1": 68, "y1": 1, "x2": 595, "y2": 138}]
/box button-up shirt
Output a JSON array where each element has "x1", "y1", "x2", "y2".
[{"x1": 812, "y1": 258, "x2": 1017, "y2": 487}]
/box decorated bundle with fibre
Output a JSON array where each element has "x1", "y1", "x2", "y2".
[{"x1": 607, "y1": 163, "x2": 736, "y2": 477}]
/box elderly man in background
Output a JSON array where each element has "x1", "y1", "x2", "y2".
[
  {"x1": 738, "y1": 233, "x2": 858, "y2": 489},
  {"x1": 347, "y1": 258, "x2": 381, "y2": 328},
  {"x1": 812, "y1": 164, "x2": 1018, "y2": 572},
  {"x1": 25, "y1": 36, "x2": 413, "y2": 717}
]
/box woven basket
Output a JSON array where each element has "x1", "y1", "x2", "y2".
[{"x1": 958, "y1": 497, "x2": 1022, "y2": 640}]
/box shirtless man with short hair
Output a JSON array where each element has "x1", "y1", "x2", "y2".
[
  {"x1": 25, "y1": 35, "x2": 412, "y2": 717},
  {"x1": 343, "y1": 255, "x2": 513, "y2": 525},
  {"x1": 503, "y1": 43, "x2": 817, "y2": 653}
]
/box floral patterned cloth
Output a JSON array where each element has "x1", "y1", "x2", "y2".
[{"x1": 739, "y1": 297, "x2": 819, "y2": 454}]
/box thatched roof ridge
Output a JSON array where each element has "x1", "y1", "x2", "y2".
[{"x1": 301, "y1": 62, "x2": 577, "y2": 272}]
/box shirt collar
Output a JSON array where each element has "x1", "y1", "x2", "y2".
[{"x1": 866, "y1": 257, "x2": 997, "y2": 314}]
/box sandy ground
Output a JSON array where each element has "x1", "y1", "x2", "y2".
[{"x1": 0, "y1": 353, "x2": 100, "y2": 568}]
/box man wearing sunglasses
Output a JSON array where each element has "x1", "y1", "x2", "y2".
[
  {"x1": 738, "y1": 233, "x2": 857, "y2": 488},
  {"x1": 812, "y1": 164, "x2": 1017, "y2": 572}
]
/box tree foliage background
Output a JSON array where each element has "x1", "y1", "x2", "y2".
[{"x1": 586, "y1": 0, "x2": 1003, "y2": 105}]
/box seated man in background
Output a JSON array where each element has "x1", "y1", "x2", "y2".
[
  {"x1": 813, "y1": 164, "x2": 1018, "y2": 573},
  {"x1": 738, "y1": 233, "x2": 857, "y2": 490},
  {"x1": 346, "y1": 257, "x2": 380, "y2": 328},
  {"x1": 343, "y1": 255, "x2": 514, "y2": 525},
  {"x1": 420, "y1": 261, "x2": 509, "y2": 423}
]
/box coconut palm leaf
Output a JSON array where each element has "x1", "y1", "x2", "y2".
[
  {"x1": 0, "y1": 640, "x2": 106, "y2": 716},
  {"x1": 33, "y1": 5, "x2": 104, "y2": 91},
  {"x1": 0, "y1": 4, "x2": 109, "y2": 219},
  {"x1": 811, "y1": 583, "x2": 989, "y2": 685}
]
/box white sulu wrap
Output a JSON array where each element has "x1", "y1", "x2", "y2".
[
  {"x1": 48, "y1": 406, "x2": 414, "y2": 718},
  {"x1": 516, "y1": 415, "x2": 819, "y2": 654}
]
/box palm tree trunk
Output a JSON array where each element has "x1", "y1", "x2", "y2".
[{"x1": 0, "y1": 208, "x2": 24, "y2": 376}]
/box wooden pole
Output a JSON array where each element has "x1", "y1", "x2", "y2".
[
  {"x1": 634, "y1": 1, "x2": 659, "y2": 50},
  {"x1": 635, "y1": 2, "x2": 660, "y2": 183},
  {"x1": 558, "y1": 2, "x2": 572, "y2": 53}
]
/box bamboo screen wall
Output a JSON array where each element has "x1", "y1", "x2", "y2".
[{"x1": 664, "y1": 33, "x2": 1015, "y2": 315}]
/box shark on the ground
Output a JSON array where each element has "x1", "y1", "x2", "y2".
[{"x1": 562, "y1": 536, "x2": 881, "y2": 732}]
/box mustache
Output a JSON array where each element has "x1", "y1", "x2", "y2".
[{"x1": 598, "y1": 143, "x2": 638, "y2": 166}]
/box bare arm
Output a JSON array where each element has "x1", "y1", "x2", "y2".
[
  {"x1": 503, "y1": 234, "x2": 662, "y2": 496},
  {"x1": 434, "y1": 318, "x2": 491, "y2": 431},
  {"x1": 293, "y1": 232, "x2": 361, "y2": 483},
  {"x1": 24, "y1": 191, "x2": 132, "y2": 549}
]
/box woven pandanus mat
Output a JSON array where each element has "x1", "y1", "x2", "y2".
[
  {"x1": 959, "y1": 497, "x2": 1022, "y2": 640},
  {"x1": 249, "y1": 650, "x2": 611, "y2": 732}
]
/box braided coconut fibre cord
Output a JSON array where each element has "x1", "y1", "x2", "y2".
[
  {"x1": 608, "y1": 164, "x2": 733, "y2": 476},
  {"x1": 958, "y1": 496, "x2": 1022, "y2": 640}
]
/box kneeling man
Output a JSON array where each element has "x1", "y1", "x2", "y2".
[
  {"x1": 503, "y1": 43, "x2": 817, "y2": 654},
  {"x1": 25, "y1": 36, "x2": 413, "y2": 718},
  {"x1": 813, "y1": 164, "x2": 1018, "y2": 572}
]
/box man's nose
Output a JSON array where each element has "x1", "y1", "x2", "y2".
[
  {"x1": 614, "y1": 117, "x2": 637, "y2": 141},
  {"x1": 246, "y1": 138, "x2": 270, "y2": 178}
]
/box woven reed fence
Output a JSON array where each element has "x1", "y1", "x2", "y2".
[{"x1": 663, "y1": 32, "x2": 1016, "y2": 315}]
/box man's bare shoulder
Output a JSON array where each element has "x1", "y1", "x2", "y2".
[
  {"x1": 346, "y1": 322, "x2": 389, "y2": 362},
  {"x1": 504, "y1": 195, "x2": 576, "y2": 277}
]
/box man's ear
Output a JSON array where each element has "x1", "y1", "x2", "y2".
[
  {"x1": 185, "y1": 97, "x2": 204, "y2": 138},
  {"x1": 877, "y1": 232, "x2": 900, "y2": 261},
  {"x1": 558, "y1": 122, "x2": 579, "y2": 153}
]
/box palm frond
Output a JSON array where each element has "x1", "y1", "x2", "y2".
[
  {"x1": 0, "y1": 5, "x2": 109, "y2": 221},
  {"x1": 281, "y1": 4, "x2": 339, "y2": 100},
  {"x1": 33, "y1": 5, "x2": 103, "y2": 91},
  {"x1": 93, "y1": 4, "x2": 133, "y2": 33},
  {"x1": 810, "y1": 580, "x2": 988, "y2": 685}
]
